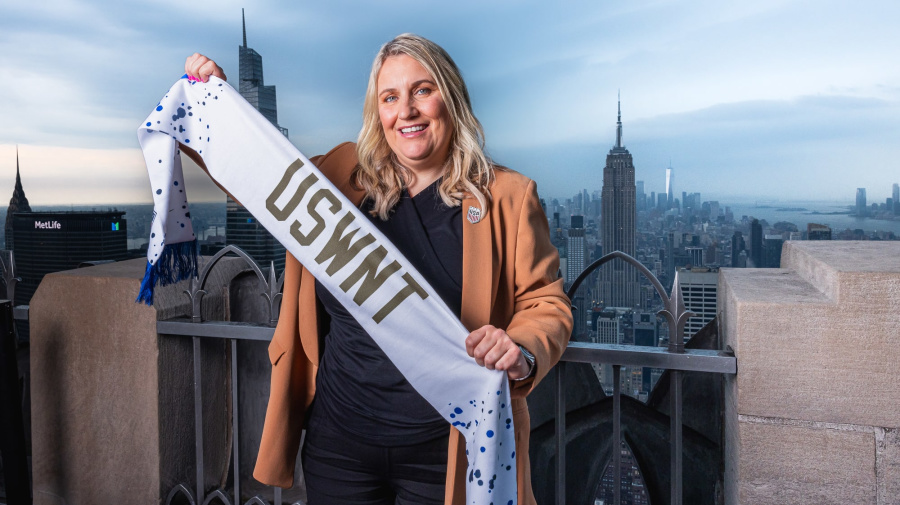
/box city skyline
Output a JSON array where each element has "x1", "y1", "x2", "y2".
[
  {"x1": 2, "y1": 0, "x2": 899, "y2": 205},
  {"x1": 599, "y1": 98, "x2": 640, "y2": 307}
]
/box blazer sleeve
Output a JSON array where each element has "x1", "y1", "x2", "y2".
[{"x1": 504, "y1": 179, "x2": 573, "y2": 398}]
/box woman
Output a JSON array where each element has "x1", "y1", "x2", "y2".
[{"x1": 185, "y1": 33, "x2": 571, "y2": 505}]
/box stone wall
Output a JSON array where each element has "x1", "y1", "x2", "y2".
[
  {"x1": 29, "y1": 257, "x2": 256, "y2": 504},
  {"x1": 720, "y1": 241, "x2": 900, "y2": 505}
]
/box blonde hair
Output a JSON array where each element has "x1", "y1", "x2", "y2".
[{"x1": 355, "y1": 33, "x2": 494, "y2": 220}]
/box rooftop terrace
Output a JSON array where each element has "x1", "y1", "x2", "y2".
[{"x1": 1, "y1": 241, "x2": 898, "y2": 504}]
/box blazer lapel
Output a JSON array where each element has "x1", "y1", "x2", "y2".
[{"x1": 461, "y1": 196, "x2": 493, "y2": 331}]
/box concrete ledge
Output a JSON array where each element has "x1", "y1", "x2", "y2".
[
  {"x1": 721, "y1": 242, "x2": 900, "y2": 505},
  {"x1": 721, "y1": 243, "x2": 900, "y2": 428},
  {"x1": 31, "y1": 259, "x2": 168, "y2": 504},
  {"x1": 877, "y1": 428, "x2": 900, "y2": 505},
  {"x1": 30, "y1": 257, "x2": 252, "y2": 504},
  {"x1": 737, "y1": 417, "x2": 876, "y2": 505}
]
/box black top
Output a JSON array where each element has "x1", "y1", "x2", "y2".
[{"x1": 312, "y1": 178, "x2": 463, "y2": 445}]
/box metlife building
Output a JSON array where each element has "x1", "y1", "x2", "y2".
[{"x1": 10, "y1": 211, "x2": 128, "y2": 323}]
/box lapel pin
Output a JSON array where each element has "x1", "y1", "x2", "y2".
[{"x1": 467, "y1": 206, "x2": 482, "y2": 224}]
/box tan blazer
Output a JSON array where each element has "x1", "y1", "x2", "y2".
[{"x1": 252, "y1": 142, "x2": 572, "y2": 505}]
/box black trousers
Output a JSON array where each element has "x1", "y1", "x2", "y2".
[{"x1": 301, "y1": 418, "x2": 449, "y2": 505}]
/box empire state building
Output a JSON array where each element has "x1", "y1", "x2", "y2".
[{"x1": 599, "y1": 97, "x2": 640, "y2": 307}]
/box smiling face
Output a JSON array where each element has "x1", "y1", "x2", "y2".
[{"x1": 377, "y1": 54, "x2": 453, "y2": 176}]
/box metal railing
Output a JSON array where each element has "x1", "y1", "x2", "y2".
[
  {"x1": 557, "y1": 251, "x2": 736, "y2": 505},
  {"x1": 161, "y1": 248, "x2": 736, "y2": 505},
  {"x1": 160, "y1": 245, "x2": 289, "y2": 505}
]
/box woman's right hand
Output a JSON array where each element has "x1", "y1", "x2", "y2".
[{"x1": 184, "y1": 53, "x2": 227, "y2": 83}]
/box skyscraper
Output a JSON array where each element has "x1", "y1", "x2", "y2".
[
  {"x1": 566, "y1": 216, "x2": 585, "y2": 285},
  {"x1": 227, "y1": 9, "x2": 287, "y2": 273},
  {"x1": 893, "y1": 183, "x2": 899, "y2": 215},
  {"x1": 5, "y1": 147, "x2": 31, "y2": 250},
  {"x1": 11, "y1": 211, "x2": 128, "y2": 306},
  {"x1": 807, "y1": 223, "x2": 832, "y2": 240},
  {"x1": 665, "y1": 164, "x2": 674, "y2": 209},
  {"x1": 678, "y1": 268, "x2": 718, "y2": 340},
  {"x1": 763, "y1": 235, "x2": 785, "y2": 268},
  {"x1": 856, "y1": 188, "x2": 867, "y2": 217},
  {"x1": 238, "y1": 10, "x2": 286, "y2": 136},
  {"x1": 750, "y1": 219, "x2": 763, "y2": 268},
  {"x1": 567, "y1": 216, "x2": 587, "y2": 337},
  {"x1": 685, "y1": 246, "x2": 705, "y2": 267},
  {"x1": 599, "y1": 96, "x2": 640, "y2": 307},
  {"x1": 635, "y1": 180, "x2": 645, "y2": 211},
  {"x1": 731, "y1": 231, "x2": 745, "y2": 267}
]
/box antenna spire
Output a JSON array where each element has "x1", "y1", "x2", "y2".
[
  {"x1": 615, "y1": 90, "x2": 623, "y2": 148},
  {"x1": 14, "y1": 145, "x2": 23, "y2": 188},
  {"x1": 242, "y1": 8, "x2": 247, "y2": 48}
]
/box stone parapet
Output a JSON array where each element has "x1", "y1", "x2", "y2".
[
  {"x1": 721, "y1": 241, "x2": 900, "y2": 505},
  {"x1": 29, "y1": 257, "x2": 249, "y2": 505}
]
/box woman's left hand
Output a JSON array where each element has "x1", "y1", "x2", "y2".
[{"x1": 465, "y1": 325, "x2": 531, "y2": 380}]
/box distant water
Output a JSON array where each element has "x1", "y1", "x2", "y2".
[{"x1": 727, "y1": 201, "x2": 900, "y2": 234}]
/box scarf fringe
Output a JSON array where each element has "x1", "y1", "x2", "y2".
[{"x1": 135, "y1": 239, "x2": 199, "y2": 305}]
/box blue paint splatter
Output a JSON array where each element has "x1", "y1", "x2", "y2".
[
  {"x1": 156, "y1": 105, "x2": 163, "y2": 111},
  {"x1": 173, "y1": 181, "x2": 178, "y2": 186},
  {"x1": 171, "y1": 107, "x2": 186, "y2": 122},
  {"x1": 146, "y1": 122, "x2": 151, "y2": 127},
  {"x1": 480, "y1": 447, "x2": 485, "y2": 453},
  {"x1": 454, "y1": 407, "x2": 463, "y2": 414},
  {"x1": 486, "y1": 430, "x2": 494, "y2": 438},
  {"x1": 156, "y1": 189, "x2": 162, "y2": 195}
]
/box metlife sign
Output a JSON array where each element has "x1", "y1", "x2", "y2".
[{"x1": 34, "y1": 220, "x2": 62, "y2": 230}]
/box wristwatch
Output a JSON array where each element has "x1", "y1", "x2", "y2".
[{"x1": 514, "y1": 345, "x2": 536, "y2": 381}]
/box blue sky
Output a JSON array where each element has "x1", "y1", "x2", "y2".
[{"x1": 1, "y1": 0, "x2": 898, "y2": 205}]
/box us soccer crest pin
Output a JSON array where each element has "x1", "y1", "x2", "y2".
[{"x1": 467, "y1": 206, "x2": 482, "y2": 224}]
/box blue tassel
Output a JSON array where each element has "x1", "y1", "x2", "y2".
[{"x1": 135, "y1": 239, "x2": 199, "y2": 305}]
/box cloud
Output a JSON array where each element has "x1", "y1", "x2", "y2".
[
  {"x1": 1, "y1": 0, "x2": 898, "y2": 204},
  {"x1": 484, "y1": 93, "x2": 900, "y2": 203}
]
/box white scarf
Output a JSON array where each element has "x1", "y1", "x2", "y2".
[{"x1": 138, "y1": 75, "x2": 517, "y2": 505}]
